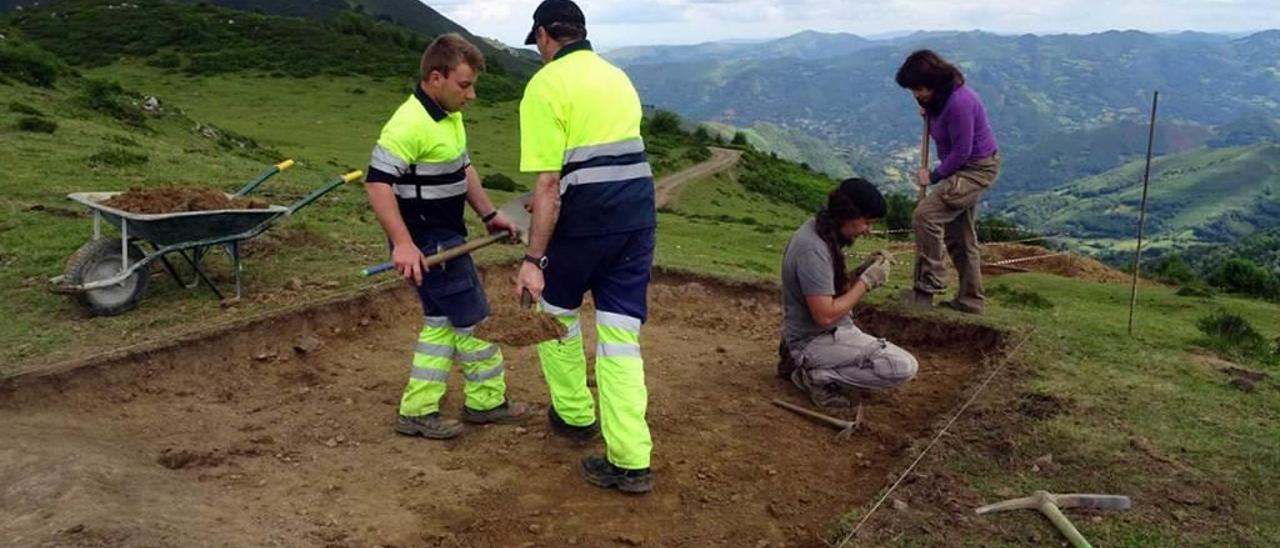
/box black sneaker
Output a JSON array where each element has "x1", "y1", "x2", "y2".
[
  {"x1": 580, "y1": 455, "x2": 653, "y2": 494},
  {"x1": 777, "y1": 339, "x2": 797, "y2": 380},
  {"x1": 939, "y1": 300, "x2": 983, "y2": 315},
  {"x1": 462, "y1": 400, "x2": 532, "y2": 425},
  {"x1": 394, "y1": 413, "x2": 463, "y2": 439},
  {"x1": 547, "y1": 406, "x2": 600, "y2": 442}
]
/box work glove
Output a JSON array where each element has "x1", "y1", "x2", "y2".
[{"x1": 857, "y1": 253, "x2": 890, "y2": 291}]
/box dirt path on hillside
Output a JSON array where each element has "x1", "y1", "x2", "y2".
[
  {"x1": 0, "y1": 266, "x2": 1002, "y2": 548},
  {"x1": 655, "y1": 147, "x2": 742, "y2": 208}
]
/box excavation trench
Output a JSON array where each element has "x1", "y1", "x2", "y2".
[{"x1": 1, "y1": 265, "x2": 1005, "y2": 548}]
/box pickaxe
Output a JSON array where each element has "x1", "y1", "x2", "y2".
[
  {"x1": 771, "y1": 398, "x2": 863, "y2": 441},
  {"x1": 975, "y1": 490, "x2": 1131, "y2": 548},
  {"x1": 361, "y1": 192, "x2": 532, "y2": 277}
]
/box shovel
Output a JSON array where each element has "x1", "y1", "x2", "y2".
[{"x1": 361, "y1": 192, "x2": 532, "y2": 277}]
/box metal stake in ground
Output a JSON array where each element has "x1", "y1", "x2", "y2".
[
  {"x1": 1128, "y1": 91, "x2": 1159, "y2": 336},
  {"x1": 976, "y1": 490, "x2": 1131, "y2": 548}
]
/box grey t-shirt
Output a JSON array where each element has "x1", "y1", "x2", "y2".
[{"x1": 782, "y1": 218, "x2": 854, "y2": 347}]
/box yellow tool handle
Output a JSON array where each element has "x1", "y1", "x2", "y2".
[
  {"x1": 341, "y1": 170, "x2": 365, "y2": 184},
  {"x1": 275, "y1": 159, "x2": 296, "y2": 172}
]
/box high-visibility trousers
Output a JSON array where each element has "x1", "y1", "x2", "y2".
[{"x1": 538, "y1": 228, "x2": 655, "y2": 470}]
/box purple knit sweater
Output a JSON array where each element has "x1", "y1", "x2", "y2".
[{"x1": 929, "y1": 85, "x2": 998, "y2": 183}]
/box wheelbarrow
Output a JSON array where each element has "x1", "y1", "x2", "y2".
[{"x1": 48, "y1": 160, "x2": 364, "y2": 316}]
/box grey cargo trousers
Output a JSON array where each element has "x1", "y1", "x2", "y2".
[
  {"x1": 912, "y1": 154, "x2": 1001, "y2": 312},
  {"x1": 791, "y1": 325, "x2": 918, "y2": 391}
]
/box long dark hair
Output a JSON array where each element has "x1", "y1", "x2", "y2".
[
  {"x1": 895, "y1": 49, "x2": 966, "y2": 116},
  {"x1": 814, "y1": 178, "x2": 886, "y2": 292}
]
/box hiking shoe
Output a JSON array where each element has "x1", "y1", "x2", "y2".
[
  {"x1": 580, "y1": 455, "x2": 654, "y2": 494},
  {"x1": 790, "y1": 369, "x2": 852, "y2": 408},
  {"x1": 900, "y1": 289, "x2": 934, "y2": 309},
  {"x1": 939, "y1": 300, "x2": 983, "y2": 315},
  {"x1": 547, "y1": 406, "x2": 600, "y2": 442},
  {"x1": 462, "y1": 400, "x2": 532, "y2": 425},
  {"x1": 777, "y1": 339, "x2": 797, "y2": 380},
  {"x1": 394, "y1": 413, "x2": 463, "y2": 440}
]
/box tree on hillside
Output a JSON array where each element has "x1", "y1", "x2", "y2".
[
  {"x1": 731, "y1": 131, "x2": 749, "y2": 147},
  {"x1": 649, "y1": 110, "x2": 683, "y2": 135}
]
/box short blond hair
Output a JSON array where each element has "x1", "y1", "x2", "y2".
[{"x1": 421, "y1": 33, "x2": 486, "y2": 79}]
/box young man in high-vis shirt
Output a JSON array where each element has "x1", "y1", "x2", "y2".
[
  {"x1": 365, "y1": 34, "x2": 529, "y2": 440},
  {"x1": 515, "y1": 0, "x2": 657, "y2": 494}
]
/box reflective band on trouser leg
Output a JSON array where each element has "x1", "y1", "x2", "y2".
[
  {"x1": 536, "y1": 300, "x2": 595, "y2": 427},
  {"x1": 399, "y1": 320, "x2": 456, "y2": 416},
  {"x1": 595, "y1": 312, "x2": 651, "y2": 470},
  {"x1": 456, "y1": 333, "x2": 506, "y2": 412}
]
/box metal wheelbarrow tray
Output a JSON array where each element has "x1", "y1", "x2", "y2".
[{"x1": 49, "y1": 161, "x2": 364, "y2": 316}]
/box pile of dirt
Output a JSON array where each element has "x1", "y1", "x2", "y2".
[
  {"x1": 982, "y1": 243, "x2": 1131, "y2": 283},
  {"x1": 103, "y1": 187, "x2": 268, "y2": 214},
  {"x1": 0, "y1": 266, "x2": 1005, "y2": 548},
  {"x1": 474, "y1": 305, "x2": 566, "y2": 347}
]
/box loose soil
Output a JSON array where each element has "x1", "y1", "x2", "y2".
[
  {"x1": 0, "y1": 266, "x2": 1003, "y2": 548},
  {"x1": 982, "y1": 243, "x2": 1131, "y2": 283},
  {"x1": 103, "y1": 187, "x2": 268, "y2": 214}
]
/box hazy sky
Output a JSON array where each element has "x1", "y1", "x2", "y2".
[{"x1": 428, "y1": 0, "x2": 1280, "y2": 48}]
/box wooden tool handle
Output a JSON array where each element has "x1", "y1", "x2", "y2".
[
  {"x1": 772, "y1": 399, "x2": 851, "y2": 429},
  {"x1": 421, "y1": 233, "x2": 508, "y2": 269},
  {"x1": 918, "y1": 116, "x2": 930, "y2": 202}
]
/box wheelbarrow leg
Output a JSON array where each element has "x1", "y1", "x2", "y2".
[
  {"x1": 230, "y1": 240, "x2": 243, "y2": 300},
  {"x1": 147, "y1": 242, "x2": 186, "y2": 289},
  {"x1": 177, "y1": 249, "x2": 224, "y2": 301}
]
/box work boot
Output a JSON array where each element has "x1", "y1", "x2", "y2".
[
  {"x1": 547, "y1": 406, "x2": 600, "y2": 442},
  {"x1": 394, "y1": 413, "x2": 463, "y2": 440},
  {"x1": 462, "y1": 400, "x2": 532, "y2": 425},
  {"x1": 790, "y1": 369, "x2": 852, "y2": 408},
  {"x1": 900, "y1": 289, "x2": 934, "y2": 309},
  {"x1": 580, "y1": 455, "x2": 654, "y2": 494},
  {"x1": 777, "y1": 339, "x2": 797, "y2": 379},
  {"x1": 938, "y1": 299, "x2": 983, "y2": 315}
]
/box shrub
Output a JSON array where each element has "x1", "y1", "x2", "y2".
[
  {"x1": 648, "y1": 110, "x2": 683, "y2": 135},
  {"x1": 0, "y1": 42, "x2": 63, "y2": 87},
  {"x1": 882, "y1": 193, "x2": 914, "y2": 237},
  {"x1": 1208, "y1": 258, "x2": 1280, "y2": 302},
  {"x1": 731, "y1": 131, "x2": 749, "y2": 147},
  {"x1": 80, "y1": 79, "x2": 147, "y2": 126},
  {"x1": 87, "y1": 148, "x2": 149, "y2": 169},
  {"x1": 1196, "y1": 311, "x2": 1277, "y2": 365},
  {"x1": 481, "y1": 172, "x2": 522, "y2": 192},
  {"x1": 17, "y1": 116, "x2": 57, "y2": 133}
]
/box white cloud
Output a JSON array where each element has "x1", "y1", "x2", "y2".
[{"x1": 426, "y1": 0, "x2": 1280, "y2": 47}]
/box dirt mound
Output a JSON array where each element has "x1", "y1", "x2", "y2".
[
  {"x1": 0, "y1": 266, "x2": 1005, "y2": 548},
  {"x1": 103, "y1": 187, "x2": 268, "y2": 214},
  {"x1": 983, "y1": 243, "x2": 1130, "y2": 283},
  {"x1": 474, "y1": 306, "x2": 566, "y2": 347}
]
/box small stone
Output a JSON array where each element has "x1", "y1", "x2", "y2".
[
  {"x1": 567, "y1": 538, "x2": 579, "y2": 546},
  {"x1": 335, "y1": 435, "x2": 347, "y2": 443},
  {"x1": 766, "y1": 468, "x2": 778, "y2": 476},
  {"x1": 254, "y1": 351, "x2": 277, "y2": 361},
  {"x1": 294, "y1": 336, "x2": 322, "y2": 354},
  {"x1": 358, "y1": 317, "x2": 371, "y2": 327},
  {"x1": 324, "y1": 438, "x2": 338, "y2": 448},
  {"x1": 527, "y1": 524, "x2": 542, "y2": 534},
  {"x1": 515, "y1": 427, "x2": 528, "y2": 435},
  {"x1": 323, "y1": 281, "x2": 340, "y2": 289},
  {"x1": 257, "y1": 479, "x2": 267, "y2": 487},
  {"x1": 1091, "y1": 516, "x2": 1104, "y2": 523},
  {"x1": 285, "y1": 278, "x2": 303, "y2": 291},
  {"x1": 892, "y1": 498, "x2": 909, "y2": 511},
  {"x1": 1034, "y1": 454, "x2": 1054, "y2": 466}
]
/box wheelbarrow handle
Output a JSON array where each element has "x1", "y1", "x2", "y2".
[
  {"x1": 235, "y1": 158, "x2": 297, "y2": 197},
  {"x1": 285, "y1": 170, "x2": 364, "y2": 216},
  {"x1": 361, "y1": 233, "x2": 510, "y2": 277}
]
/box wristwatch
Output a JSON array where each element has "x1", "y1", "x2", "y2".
[{"x1": 523, "y1": 254, "x2": 548, "y2": 270}]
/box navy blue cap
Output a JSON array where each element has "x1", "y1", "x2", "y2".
[{"x1": 525, "y1": 0, "x2": 586, "y2": 45}]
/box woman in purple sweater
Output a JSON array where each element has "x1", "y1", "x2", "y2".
[{"x1": 895, "y1": 50, "x2": 1000, "y2": 314}]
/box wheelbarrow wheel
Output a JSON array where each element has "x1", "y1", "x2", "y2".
[{"x1": 64, "y1": 238, "x2": 150, "y2": 317}]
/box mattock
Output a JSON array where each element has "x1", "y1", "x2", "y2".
[
  {"x1": 975, "y1": 490, "x2": 1131, "y2": 548},
  {"x1": 771, "y1": 399, "x2": 863, "y2": 441}
]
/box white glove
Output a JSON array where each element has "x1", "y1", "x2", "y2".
[{"x1": 858, "y1": 254, "x2": 890, "y2": 291}]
